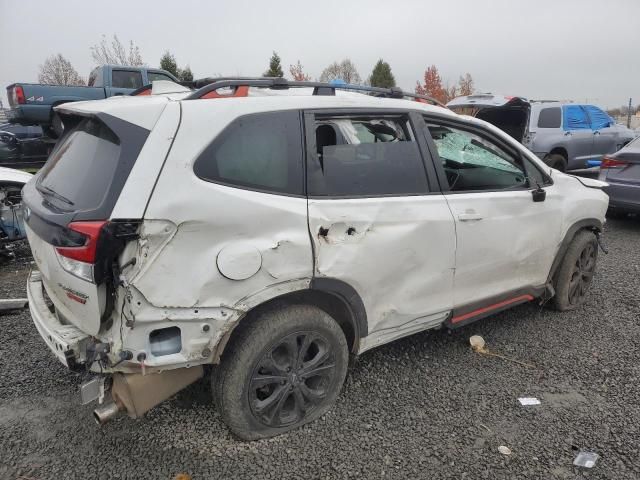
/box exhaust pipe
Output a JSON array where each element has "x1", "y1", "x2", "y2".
[
  {"x1": 93, "y1": 401, "x2": 123, "y2": 425},
  {"x1": 94, "y1": 365, "x2": 204, "y2": 426}
]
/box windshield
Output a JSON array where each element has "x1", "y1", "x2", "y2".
[{"x1": 37, "y1": 118, "x2": 121, "y2": 211}]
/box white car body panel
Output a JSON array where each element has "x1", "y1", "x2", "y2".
[
  {"x1": 23, "y1": 91, "x2": 608, "y2": 375},
  {"x1": 308, "y1": 196, "x2": 456, "y2": 353},
  {"x1": 0, "y1": 166, "x2": 33, "y2": 184}
]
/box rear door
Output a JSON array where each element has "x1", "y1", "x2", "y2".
[
  {"x1": 421, "y1": 115, "x2": 563, "y2": 316},
  {"x1": 562, "y1": 105, "x2": 594, "y2": 166},
  {"x1": 305, "y1": 110, "x2": 456, "y2": 345}
]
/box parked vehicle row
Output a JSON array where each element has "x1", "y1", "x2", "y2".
[
  {"x1": 599, "y1": 136, "x2": 640, "y2": 216},
  {"x1": 447, "y1": 94, "x2": 637, "y2": 171},
  {"x1": 0, "y1": 125, "x2": 51, "y2": 169},
  {"x1": 21, "y1": 78, "x2": 608, "y2": 440},
  {"x1": 6, "y1": 65, "x2": 178, "y2": 137}
]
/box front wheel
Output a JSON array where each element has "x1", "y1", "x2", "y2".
[
  {"x1": 553, "y1": 230, "x2": 599, "y2": 311},
  {"x1": 214, "y1": 304, "x2": 349, "y2": 440}
]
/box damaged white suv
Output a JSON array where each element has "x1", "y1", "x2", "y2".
[{"x1": 23, "y1": 78, "x2": 609, "y2": 440}]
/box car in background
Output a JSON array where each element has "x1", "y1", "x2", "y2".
[
  {"x1": 447, "y1": 94, "x2": 636, "y2": 171},
  {"x1": 1, "y1": 167, "x2": 32, "y2": 257},
  {"x1": 6, "y1": 65, "x2": 178, "y2": 137},
  {"x1": 599, "y1": 136, "x2": 640, "y2": 216},
  {"x1": 0, "y1": 130, "x2": 51, "y2": 169},
  {"x1": 0, "y1": 123, "x2": 43, "y2": 139}
]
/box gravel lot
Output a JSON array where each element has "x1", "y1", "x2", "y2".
[{"x1": 1, "y1": 217, "x2": 639, "y2": 480}]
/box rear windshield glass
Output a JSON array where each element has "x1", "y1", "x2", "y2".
[
  {"x1": 537, "y1": 107, "x2": 562, "y2": 128},
  {"x1": 38, "y1": 118, "x2": 121, "y2": 211}
]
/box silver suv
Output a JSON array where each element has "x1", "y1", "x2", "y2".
[{"x1": 448, "y1": 94, "x2": 636, "y2": 171}]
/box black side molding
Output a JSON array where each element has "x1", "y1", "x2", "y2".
[
  {"x1": 547, "y1": 218, "x2": 603, "y2": 283},
  {"x1": 310, "y1": 277, "x2": 368, "y2": 338}
]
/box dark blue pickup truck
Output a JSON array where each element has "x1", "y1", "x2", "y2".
[{"x1": 6, "y1": 65, "x2": 178, "y2": 136}]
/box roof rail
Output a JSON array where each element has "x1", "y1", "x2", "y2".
[{"x1": 183, "y1": 77, "x2": 446, "y2": 107}]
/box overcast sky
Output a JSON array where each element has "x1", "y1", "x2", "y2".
[{"x1": 1, "y1": 0, "x2": 638, "y2": 109}]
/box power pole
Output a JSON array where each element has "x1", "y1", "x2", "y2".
[{"x1": 627, "y1": 98, "x2": 632, "y2": 129}]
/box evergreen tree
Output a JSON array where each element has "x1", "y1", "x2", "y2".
[
  {"x1": 369, "y1": 59, "x2": 395, "y2": 88},
  {"x1": 179, "y1": 66, "x2": 194, "y2": 82},
  {"x1": 264, "y1": 51, "x2": 284, "y2": 78},
  {"x1": 159, "y1": 51, "x2": 179, "y2": 78}
]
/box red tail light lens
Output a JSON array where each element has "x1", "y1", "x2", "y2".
[
  {"x1": 601, "y1": 156, "x2": 629, "y2": 169},
  {"x1": 13, "y1": 86, "x2": 25, "y2": 105},
  {"x1": 55, "y1": 221, "x2": 107, "y2": 263}
]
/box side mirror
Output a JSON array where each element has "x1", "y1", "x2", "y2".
[{"x1": 532, "y1": 187, "x2": 546, "y2": 203}]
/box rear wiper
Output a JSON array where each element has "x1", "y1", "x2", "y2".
[{"x1": 37, "y1": 184, "x2": 75, "y2": 206}]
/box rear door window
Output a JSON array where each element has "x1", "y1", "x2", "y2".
[
  {"x1": 37, "y1": 119, "x2": 121, "y2": 211},
  {"x1": 537, "y1": 107, "x2": 561, "y2": 128},
  {"x1": 193, "y1": 111, "x2": 304, "y2": 195},
  {"x1": 309, "y1": 114, "x2": 428, "y2": 196},
  {"x1": 112, "y1": 70, "x2": 143, "y2": 89},
  {"x1": 562, "y1": 105, "x2": 591, "y2": 130}
]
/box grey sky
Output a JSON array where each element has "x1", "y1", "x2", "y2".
[{"x1": 1, "y1": 0, "x2": 638, "y2": 109}]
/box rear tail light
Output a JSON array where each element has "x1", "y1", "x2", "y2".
[
  {"x1": 12, "y1": 86, "x2": 25, "y2": 105},
  {"x1": 55, "y1": 221, "x2": 107, "y2": 282},
  {"x1": 601, "y1": 156, "x2": 629, "y2": 169}
]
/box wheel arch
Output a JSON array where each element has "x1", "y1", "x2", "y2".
[
  {"x1": 549, "y1": 146, "x2": 568, "y2": 160},
  {"x1": 214, "y1": 278, "x2": 367, "y2": 361},
  {"x1": 547, "y1": 218, "x2": 603, "y2": 282}
]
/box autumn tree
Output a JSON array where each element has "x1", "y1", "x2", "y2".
[
  {"x1": 458, "y1": 73, "x2": 474, "y2": 96},
  {"x1": 415, "y1": 65, "x2": 447, "y2": 103},
  {"x1": 289, "y1": 60, "x2": 311, "y2": 81},
  {"x1": 38, "y1": 54, "x2": 85, "y2": 85},
  {"x1": 369, "y1": 59, "x2": 395, "y2": 88},
  {"x1": 319, "y1": 59, "x2": 361, "y2": 84},
  {"x1": 264, "y1": 51, "x2": 284, "y2": 77},
  {"x1": 91, "y1": 34, "x2": 144, "y2": 66}
]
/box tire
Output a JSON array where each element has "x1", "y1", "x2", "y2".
[
  {"x1": 214, "y1": 303, "x2": 349, "y2": 440},
  {"x1": 544, "y1": 153, "x2": 567, "y2": 172},
  {"x1": 552, "y1": 230, "x2": 598, "y2": 311},
  {"x1": 51, "y1": 112, "x2": 64, "y2": 138}
]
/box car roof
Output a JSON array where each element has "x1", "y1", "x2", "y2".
[{"x1": 56, "y1": 89, "x2": 459, "y2": 130}]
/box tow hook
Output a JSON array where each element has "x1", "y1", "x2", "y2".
[{"x1": 596, "y1": 232, "x2": 608, "y2": 254}]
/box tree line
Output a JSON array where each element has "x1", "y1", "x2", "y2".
[{"x1": 37, "y1": 39, "x2": 475, "y2": 102}]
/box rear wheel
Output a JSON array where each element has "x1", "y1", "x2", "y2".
[
  {"x1": 553, "y1": 230, "x2": 598, "y2": 311},
  {"x1": 544, "y1": 153, "x2": 567, "y2": 172},
  {"x1": 214, "y1": 304, "x2": 349, "y2": 440}
]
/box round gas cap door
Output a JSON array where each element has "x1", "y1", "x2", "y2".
[{"x1": 216, "y1": 244, "x2": 262, "y2": 281}]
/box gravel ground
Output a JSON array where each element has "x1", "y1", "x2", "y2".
[{"x1": 1, "y1": 218, "x2": 639, "y2": 480}]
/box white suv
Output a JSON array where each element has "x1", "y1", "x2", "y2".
[{"x1": 22, "y1": 79, "x2": 608, "y2": 440}]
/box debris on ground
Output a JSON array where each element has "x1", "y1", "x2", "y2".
[
  {"x1": 469, "y1": 335, "x2": 536, "y2": 369},
  {"x1": 573, "y1": 451, "x2": 599, "y2": 468},
  {"x1": 518, "y1": 397, "x2": 541, "y2": 406},
  {"x1": 0, "y1": 298, "x2": 28, "y2": 312},
  {"x1": 498, "y1": 445, "x2": 512, "y2": 455}
]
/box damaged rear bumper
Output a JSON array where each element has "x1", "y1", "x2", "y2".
[{"x1": 27, "y1": 270, "x2": 90, "y2": 369}]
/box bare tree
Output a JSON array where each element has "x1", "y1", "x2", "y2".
[
  {"x1": 457, "y1": 73, "x2": 474, "y2": 96},
  {"x1": 90, "y1": 34, "x2": 144, "y2": 66},
  {"x1": 38, "y1": 54, "x2": 85, "y2": 85},
  {"x1": 319, "y1": 59, "x2": 361, "y2": 84}
]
